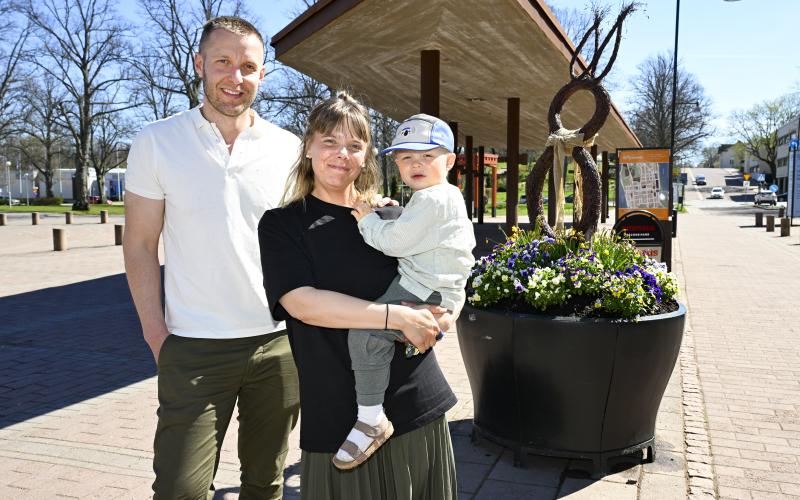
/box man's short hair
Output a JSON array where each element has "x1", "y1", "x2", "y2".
[{"x1": 198, "y1": 16, "x2": 264, "y2": 53}]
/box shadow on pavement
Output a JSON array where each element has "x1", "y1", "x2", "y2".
[{"x1": 0, "y1": 272, "x2": 152, "y2": 428}]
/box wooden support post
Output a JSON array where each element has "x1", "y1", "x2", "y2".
[
  {"x1": 53, "y1": 228, "x2": 66, "y2": 251},
  {"x1": 65, "y1": 212, "x2": 72, "y2": 224},
  {"x1": 601, "y1": 151, "x2": 609, "y2": 223},
  {"x1": 478, "y1": 146, "x2": 485, "y2": 224},
  {"x1": 420, "y1": 50, "x2": 440, "y2": 117},
  {"x1": 506, "y1": 97, "x2": 520, "y2": 232},
  {"x1": 115, "y1": 224, "x2": 124, "y2": 245},
  {"x1": 491, "y1": 165, "x2": 497, "y2": 217},
  {"x1": 0, "y1": 213, "x2": 6, "y2": 226},
  {"x1": 780, "y1": 217, "x2": 791, "y2": 237},
  {"x1": 465, "y1": 135, "x2": 474, "y2": 219},
  {"x1": 32, "y1": 212, "x2": 39, "y2": 225},
  {"x1": 755, "y1": 212, "x2": 763, "y2": 227},
  {"x1": 100, "y1": 210, "x2": 108, "y2": 224},
  {"x1": 448, "y1": 121, "x2": 459, "y2": 186},
  {"x1": 766, "y1": 215, "x2": 775, "y2": 232},
  {"x1": 548, "y1": 161, "x2": 556, "y2": 227}
]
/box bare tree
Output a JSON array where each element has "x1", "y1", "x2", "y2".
[
  {"x1": 89, "y1": 100, "x2": 133, "y2": 203},
  {"x1": 23, "y1": 0, "x2": 133, "y2": 210},
  {"x1": 259, "y1": 70, "x2": 333, "y2": 136},
  {"x1": 699, "y1": 144, "x2": 720, "y2": 169},
  {"x1": 133, "y1": 0, "x2": 248, "y2": 112},
  {"x1": 0, "y1": 4, "x2": 31, "y2": 143},
  {"x1": 729, "y1": 94, "x2": 800, "y2": 182},
  {"x1": 627, "y1": 52, "x2": 713, "y2": 162},
  {"x1": 17, "y1": 76, "x2": 68, "y2": 198}
]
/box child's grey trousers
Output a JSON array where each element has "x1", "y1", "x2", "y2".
[{"x1": 348, "y1": 275, "x2": 442, "y2": 406}]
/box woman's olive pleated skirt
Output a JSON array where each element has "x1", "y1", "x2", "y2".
[{"x1": 300, "y1": 416, "x2": 457, "y2": 500}]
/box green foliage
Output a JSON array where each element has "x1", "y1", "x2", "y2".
[{"x1": 31, "y1": 197, "x2": 64, "y2": 206}]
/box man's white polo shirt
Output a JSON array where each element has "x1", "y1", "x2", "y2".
[{"x1": 126, "y1": 106, "x2": 300, "y2": 339}]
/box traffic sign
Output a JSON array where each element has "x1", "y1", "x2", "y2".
[
  {"x1": 743, "y1": 173, "x2": 750, "y2": 181},
  {"x1": 769, "y1": 184, "x2": 779, "y2": 193},
  {"x1": 790, "y1": 138, "x2": 799, "y2": 151},
  {"x1": 756, "y1": 173, "x2": 766, "y2": 183}
]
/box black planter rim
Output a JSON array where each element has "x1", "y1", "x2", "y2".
[{"x1": 463, "y1": 302, "x2": 686, "y2": 324}]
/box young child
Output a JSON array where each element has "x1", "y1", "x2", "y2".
[{"x1": 333, "y1": 114, "x2": 476, "y2": 470}]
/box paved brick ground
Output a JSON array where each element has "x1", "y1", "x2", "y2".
[
  {"x1": 5, "y1": 208, "x2": 795, "y2": 498},
  {"x1": 676, "y1": 209, "x2": 800, "y2": 500}
]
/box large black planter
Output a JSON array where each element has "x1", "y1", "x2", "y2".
[{"x1": 457, "y1": 302, "x2": 685, "y2": 473}]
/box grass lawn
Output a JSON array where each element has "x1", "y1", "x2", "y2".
[{"x1": 0, "y1": 204, "x2": 125, "y2": 216}]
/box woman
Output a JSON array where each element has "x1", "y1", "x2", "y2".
[{"x1": 258, "y1": 91, "x2": 458, "y2": 499}]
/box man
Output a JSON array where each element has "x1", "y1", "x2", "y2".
[{"x1": 123, "y1": 16, "x2": 300, "y2": 499}]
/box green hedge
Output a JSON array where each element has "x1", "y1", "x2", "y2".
[{"x1": 31, "y1": 197, "x2": 64, "y2": 206}]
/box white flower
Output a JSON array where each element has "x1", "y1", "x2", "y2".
[
  {"x1": 472, "y1": 293, "x2": 481, "y2": 302},
  {"x1": 473, "y1": 276, "x2": 482, "y2": 287},
  {"x1": 501, "y1": 275, "x2": 509, "y2": 283}
]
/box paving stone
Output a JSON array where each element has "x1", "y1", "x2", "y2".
[{"x1": 639, "y1": 472, "x2": 687, "y2": 500}]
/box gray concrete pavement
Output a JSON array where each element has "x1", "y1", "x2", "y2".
[{"x1": 0, "y1": 203, "x2": 797, "y2": 499}]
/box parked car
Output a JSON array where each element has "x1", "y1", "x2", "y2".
[
  {"x1": 710, "y1": 187, "x2": 724, "y2": 199},
  {"x1": 0, "y1": 197, "x2": 20, "y2": 205},
  {"x1": 695, "y1": 174, "x2": 706, "y2": 186},
  {"x1": 754, "y1": 191, "x2": 777, "y2": 206}
]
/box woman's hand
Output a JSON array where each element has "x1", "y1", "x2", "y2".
[
  {"x1": 350, "y1": 201, "x2": 374, "y2": 222},
  {"x1": 391, "y1": 306, "x2": 440, "y2": 353},
  {"x1": 402, "y1": 302, "x2": 454, "y2": 333}
]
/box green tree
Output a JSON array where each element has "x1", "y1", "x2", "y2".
[{"x1": 729, "y1": 94, "x2": 800, "y2": 182}]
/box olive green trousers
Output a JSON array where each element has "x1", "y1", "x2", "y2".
[
  {"x1": 300, "y1": 416, "x2": 457, "y2": 500},
  {"x1": 153, "y1": 330, "x2": 300, "y2": 500}
]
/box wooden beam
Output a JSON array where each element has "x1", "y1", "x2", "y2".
[
  {"x1": 465, "y1": 135, "x2": 474, "y2": 219},
  {"x1": 478, "y1": 145, "x2": 485, "y2": 224},
  {"x1": 506, "y1": 97, "x2": 520, "y2": 231},
  {"x1": 420, "y1": 50, "x2": 440, "y2": 116},
  {"x1": 448, "y1": 121, "x2": 459, "y2": 185}
]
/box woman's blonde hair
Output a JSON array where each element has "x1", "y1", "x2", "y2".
[{"x1": 281, "y1": 91, "x2": 380, "y2": 206}]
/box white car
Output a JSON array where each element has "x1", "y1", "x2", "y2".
[
  {"x1": 710, "y1": 187, "x2": 724, "y2": 199},
  {"x1": 754, "y1": 191, "x2": 777, "y2": 206}
]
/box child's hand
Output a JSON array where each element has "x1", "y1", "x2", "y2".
[{"x1": 350, "y1": 202, "x2": 374, "y2": 222}]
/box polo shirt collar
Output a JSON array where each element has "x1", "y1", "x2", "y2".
[{"x1": 190, "y1": 104, "x2": 267, "y2": 140}]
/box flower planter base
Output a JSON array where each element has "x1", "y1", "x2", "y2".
[
  {"x1": 470, "y1": 425, "x2": 654, "y2": 475},
  {"x1": 457, "y1": 303, "x2": 685, "y2": 476}
]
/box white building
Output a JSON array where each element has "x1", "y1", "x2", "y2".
[
  {"x1": 775, "y1": 114, "x2": 799, "y2": 195},
  {"x1": 1, "y1": 167, "x2": 126, "y2": 202},
  {"x1": 717, "y1": 143, "x2": 766, "y2": 174}
]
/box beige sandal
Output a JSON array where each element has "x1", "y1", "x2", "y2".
[{"x1": 331, "y1": 417, "x2": 394, "y2": 470}]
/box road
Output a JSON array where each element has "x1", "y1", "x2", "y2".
[{"x1": 682, "y1": 167, "x2": 786, "y2": 214}]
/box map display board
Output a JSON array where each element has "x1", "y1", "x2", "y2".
[{"x1": 615, "y1": 148, "x2": 671, "y2": 221}]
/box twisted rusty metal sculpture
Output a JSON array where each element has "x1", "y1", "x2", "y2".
[{"x1": 525, "y1": 3, "x2": 637, "y2": 240}]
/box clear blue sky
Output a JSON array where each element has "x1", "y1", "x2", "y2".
[{"x1": 121, "y1": 0, "x2": 800, "y2": 147}]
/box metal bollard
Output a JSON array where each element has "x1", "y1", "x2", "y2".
[
  {"x1": 32, "y1": 212, "x2": 40, "y2": 225},
  {"x1": 0, "y1": 213, "x2": 6, "y2": 226},
  {"x1": 114, "y1": 224, "x2": 124, "y2": 245},
  {"x1": 53, "y1": 228, "x2": 66, "y2": 251},
  {"x1": 766, "y1": 215, "x2": 775, "y2": 232},
  {"x1": 65, "y1": 212, "x2": 72, "y2": 224},
  {"x1": 778, "y1": 206, "x2": 786, "y2": 218},
  {"x1": 100, "y1": 210, "x2": 108, "y2": 224},
  {"x1": 755, "y1": 212, "x2": 763, "y2": 227},
  {"x1": 780, "y1": 218, "x2": 791, "y2": 237}
]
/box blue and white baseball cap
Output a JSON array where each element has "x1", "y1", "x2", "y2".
[{"x1": 381, "y1": 114, "x2": 454, "y2": 154}]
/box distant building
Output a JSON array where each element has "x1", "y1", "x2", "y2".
[
  {"x1": 775, "y1": 114, "x2": 799, "y2": 194},
  {"x1": 717, "y1": 142, "x2": 765, "y2": 174}
]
